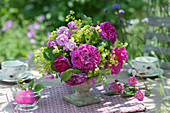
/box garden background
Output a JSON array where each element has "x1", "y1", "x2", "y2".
[{"x1": 0, "y1": 0, "x2": 169, "y2": 67}]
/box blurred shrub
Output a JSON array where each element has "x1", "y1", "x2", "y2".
[{"x1": 0, "y1": 0, "x2": 169, "y2": 62}]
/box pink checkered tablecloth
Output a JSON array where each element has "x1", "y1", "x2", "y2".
[{"x1": 6, "y1": 84, "x2": 146, "y2": 113}]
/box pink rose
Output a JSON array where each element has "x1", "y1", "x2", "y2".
[
  {"x1": 110, "y1": 82, "x2": 118, "y2": 92},
  {"x1": 56, "y1": 34, "x2": 68, "y2": 46},
  {"x1": 99, "y1": 21, "x2": 117, "y2": 44},
  {"x1": 63, "y1": 38, "x2": 77, "y2": 51},
  {"x1": 44, "y1": 71, "x2": 55, "y2": 80},
  {"x1": 106, "y1": 47, "x2": 128, "y2": 75},
  {"x1": 15, "y1": 90, "x2": 37, "y2": 104},
  {"x1": 53, "y1": 56, "x2": 71, "y2": 73},
  {"x1": 47, "y1": 40, "x2": 57, "y2": 48},
  {"x1": 128, "y1": 76, "x2": 138, "y2": 86},
  {"x1": 135, "y1": 90, "x2": 145, "y2": 101},
  {"x1": 61, "y1": 72, "x2": 88, "y2": 86},
  {"x1": 71, "y1": 44, "x2": 101, "y2": 71},
  {"x1": 57, "y1": 26, "x2": 71, "y2": 38}
]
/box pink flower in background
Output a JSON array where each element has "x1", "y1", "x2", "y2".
[
  {"x1": 110, "y1": 82, "x2": 118, "y2": 92},
  {"x1": 61, "y1": 72, "x2": 88, "y2": 86},
  {"x1": 44, "y1": 71, "x2": 55, "y2": 80},
  {"x1": 105, "y1": 63, "x2": 122, "y2": 75},
  {"x1": 63, "y1": 38, "x2": 77, "y2": 51},
  {"x1": 36, "y1": 48, "x2": 41, "y2": 51},
  {"x1": 57, "y1": 26, "x2": 71, "y2": 38},
  {"x1": 15, "y1": 90, "x2": 37, "y2": 104},
  {"x1": 28, "y1": 24, "x2": 34, "y2": 31},
  {"x1": 111, "y1": 47, "x2": 128, "y2": 63},
  {"x1": 162, "y1": 8, "x2": 165, "y2": 11},
  {"x1": 48, "y1": 40, "x2": 57, "y2": 48},
  {"x1": 87, "y1": 76, "x2": 102, "y2": 85},
  {"x1": 53, "y1": 56, "x2": 71, "y2": 73},
  {"x1": 71, "y1": 44, "x2": 101, "y2": 71},
  {"x1": 67, "y1": 21, "x2": 80, "y2": 30},
  {"x1": 141, "y1": 18, "x2": 149, "y2": 23},
  {"x1": 99, "y1": 21, "x2": 117, "y2": 45},
  {"x1": 119, "y1": 9, "x2": 125, "y2": 14},
  {"x1": 1, "y1": 25, "x2": 7, "y2": 31},
  {"x1": 128, "y1": 76, "x2": 138, "y2": 86},
  {"x1": 152, "y1": 8, "x2": 156, "y2": 13},
  {"x1": 56, "y1": 34, "x2": 69, "y2": 46},
  {"x1": 104, "y1": 8, "x2": 108, "y2": 13},
  {"x1": 129, "y1": 20, "x2": 134, "y2": 25},
  {"x1": 27, "y1": 31, "x2": 36, "y2": 38},
  {"x1": 29, "y1": 39, "x2": 36, "y2": 44},
  {"x1": 27, "y1": 52, "x2": 34, "y2": 59},
  {"x1": 110, "y1": 82, "x2": 124, "y2": 93},
  {"x1": 107, "y1": 47, "x2": 128, "y2": 74},
  {"x1": 38, "y1": 14, "x2": 45, "y2": 21},
  {"x1": 34, "y1": 22, "x2": 40, "y2": 29},
  {"x1": 47, "y1": 32, "x2": 51, "y2": 38},
  {"x1": 112, "y1": 4, "x2": 119, "y2": 9},
  {"x1": 117, "y1": 83, "x2": 124, "y2": 92},
  {"x1": 6, "y1": 20, "x2": 13, "y2": 28},
  {"x1": 135, "y1": 90, "x2": 145, "y2": 101},
  {"x1": 41, "y1": 42, "x2": 45, "y2": 47}
]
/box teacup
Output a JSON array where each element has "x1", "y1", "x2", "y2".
[
  {"x1": 1, "y1": 61, "x2": 28, "y2": 80},
  {"x1": 131, "y1": 56, "x2": 158, "y2": 75}
]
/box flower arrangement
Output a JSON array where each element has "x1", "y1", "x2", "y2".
[{"x1": 34, "y1": 11, "x2": 128, "y2": 86}]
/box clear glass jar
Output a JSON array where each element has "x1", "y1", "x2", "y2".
[{"x1": 11, "y1": 85, "x2": 42, "y2": 111}]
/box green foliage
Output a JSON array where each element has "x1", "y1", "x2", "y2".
[
  {"x1": 95, "y1": 74, "x2": 102, "y2": 83},
  {"x1": 28, "y1": 79, "x2": 34, "y2": 90},
  {"x1": 101, "y1": 76, "x2": 107, "y2": 85},
  {"x1": 73, "y1": 68, "x2": 82, "y2": 74},
  {"x1": 17, "y1": 79, "x2": 44, "y2": 92},
  {"x1": 34, "y1": 84, "x2": 45, "y2": 91},
  {"x1": 104, "y1": 92, "x2": 118, "y2": 96},
  {"x1": 61, "y1": 68, "x2": 73, "y2": 81}
]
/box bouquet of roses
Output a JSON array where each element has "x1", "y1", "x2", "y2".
[{"x1": 34, "y1": 11, "x2": 128, "y2": 86}]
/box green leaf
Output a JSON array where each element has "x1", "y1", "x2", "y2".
[
  {"x1": 95, "y1": 74, "x2": 102, "y2": 83},
  {"x1": 51, "y1": 63, "x2": 58, "y2": 72},
  {"x1": 100, "y1": 68, "x2": 110, "y2": 75},
  {"x1": 123, "y1": 91, "x2": 136, "y2": 97},
  {"x1": 155, "y1": 78, "x2": 160, "y2": 81},
  {"x1": 107, "y1": 38, "x2": 113, "y2": 49},
  {"x1": 146, "y1": 78, "x2": 153, "y2": 82},
  {"x1": 162, "y1": 98, "x2": 170, "y2": 107},
  {"x1": 104, "y1": 92, "x2": 118, "y2": 96},
  {"x1": 73, "y1": 68, "x2": 82, "y2": 74},
  {"x1": 43, "y1": 52, "x2": 50, "y2": 61},
  {"x1": 48, "y1": 49, "x2": 56, "y2": 61},
  {"x1": 61, "y1": 69, "x2": 73, "y2": 81},
  {"x1": 101, "y1": 76, "x2": 107, "y2": 85},
  {"x1": 145, "y1": 91, "x2": 152, "y2": 96},
  {"x1": 87, "y1": 29, "x2": 98, "y2": 44},
  {"x1": 81, "y1": 14, "x2": 89, "y2": 25},
  {"x1": 81, "y1": 34, "x2": 86, "y2": 44},
  {"x1": 87, "y1": 76, "x2": 93, "y2": 82},
  {"x1": 28, "y1": 79, "x2": 34, "y2": 90},
  {"x1": 42, "y1": 74, "x2": 45, "y2": 78},
  {"x1": 97, "y1": 39, "x2": 108, "y2": 48},
  {"x1": 34, "y1": 84, "x2": 45, "y2": 91},
  {"x1": 20, "y1": 86, "x2": 26, "y2": 90}
]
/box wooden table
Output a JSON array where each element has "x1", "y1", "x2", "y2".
[{"x1": 0, "y1": 60, "x2": 169, "y2": 113}]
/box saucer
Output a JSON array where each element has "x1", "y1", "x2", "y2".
[
  {"x1": 128, "y1": 68, "x2": 164, "y2": 77},
  {"x1": 0, "y1": 72, "x2": 34, "y2": 83}
]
